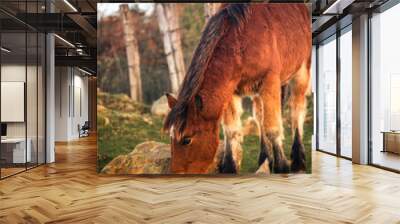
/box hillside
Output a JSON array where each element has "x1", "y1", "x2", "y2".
[
  {"x1": 97, "y1": 91, "x2": 313, "y2": 173},
  {"x1": 97, "y1": 92, "x2": 169, "y2": 171}
]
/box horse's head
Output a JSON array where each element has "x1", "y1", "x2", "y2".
[{"x1": 165, "y1": 93, "x2": 220, "y2": 174}]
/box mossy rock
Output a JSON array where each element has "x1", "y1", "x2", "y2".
[
  {"x1": 101, "y1": 141, "x2": 225, "y2": 175},
  {"x1": 101, "y1": 141, "x2": 171, "y2": 174}
]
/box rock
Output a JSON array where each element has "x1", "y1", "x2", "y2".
[
  {"x1": 97, "y1": 104, "x2": 107, "y2": 113},
  {"x1": 101, "y1": 141, "x2": 171, "y2": 174},
  {"x1": 242, "y1": 117, "x2": 259, "y2": 136},
  {"x1": 142, "y1": 116, "x2": 153, "y2": 125},
  {"x1": 151, "y1": 96, "x2": 170, "y2": 116},
  {"x1": 101, "y1": 141, "x2": 226, "y2": 175}
]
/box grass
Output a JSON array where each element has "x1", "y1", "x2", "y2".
[
  {"x1": 241, "y1": 102, "x2": 313, "y2": 173},
  {"x1": 97, "y1": 92, "x2": 170, "y2": 172},
  {"x1": 98, "y1": 92, "x2": 313, "y2": 173}
]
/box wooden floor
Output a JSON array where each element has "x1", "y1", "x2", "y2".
[
  {"x1": 1, "y1": 136, "x2": 400, "y2": 224},
  {"x1": 1, "y1": 163, "x2": 44, "y2": 178},
  {"x1": 1, "y1": 167, "x2": 26, "y2": 178}
]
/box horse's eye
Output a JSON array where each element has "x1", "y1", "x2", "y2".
[{"x1": 181, "y1": 137, "x2": 192, "y2": 146}]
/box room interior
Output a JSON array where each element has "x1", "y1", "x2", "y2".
[
  {"x1": 0, "y1": 30, "x2": 46, "y2": 177},
  {"x1": 312, "y1": 0, "x2": 400, "y2": 172},
  {"x1": 0, "y1": 0, "x2": 97, "y2": 179},
  {"x1": 0, "y1": 0, "x2": 399, "y2": 222}
]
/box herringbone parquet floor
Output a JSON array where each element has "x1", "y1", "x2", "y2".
[{"x1": 1, "y1": 135, "x2": 400, "y2": 224}]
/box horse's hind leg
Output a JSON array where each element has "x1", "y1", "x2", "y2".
[
  {"x1": 219, "y1": 95, "x2": 243, "y2": 174},
  {"x1": 253, "y1": 96, "x2": 272, "y2": 174},
  {"x1": 289, "y1": 61, "x2": 311, "y2": 172},
  {"x1": 259, "y1": 74, "x2": 290, "y2": 173}
]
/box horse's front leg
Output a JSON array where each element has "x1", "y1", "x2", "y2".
[
  {"x1": 289, "y1": 60, "x2": 311, "y2": 172},
  {"x1": 218, "y1": 95, "x2": 243, "y2": 174},
  {"x1": 259, "y1": 72, "x2": 290, "y2": 173}
]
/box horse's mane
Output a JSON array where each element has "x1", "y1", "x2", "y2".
[{"x1": 164, "y1": 4, "x2": 252, "y2": 135}]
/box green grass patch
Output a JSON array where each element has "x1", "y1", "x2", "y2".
[{"x1": 98, "y1": 92, "x2": 313, "y2": 173}]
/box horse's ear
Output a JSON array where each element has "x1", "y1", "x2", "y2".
[
  {"x1": 194, "y1": 95, "x2": 203, "y2": 111},
  {"x1": 165, "y1": 93, "x2": 177, "y2": 109}
]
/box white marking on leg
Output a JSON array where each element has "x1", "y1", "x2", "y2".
[{"x1": 222, "y1": 95, "x2": 244, "y2": 171}]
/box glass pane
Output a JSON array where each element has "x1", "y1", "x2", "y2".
[
  {"x1": 371, "y1": 4, "x2": 400, "y2": 171},
  {"x1": 26, "y1": 0, "x2": 39, "y2": 169},
  {"x1": 38, "y1": 33, "x2": 45, "y2": 165},
  {"x1": 0, "y1": 1, "x2": 46, "y2": 178},
  {"x1": 340, "y1": 29, "x2": 352, "y2": 158},
  {"x1": 1, "y1": 31, "x2": 27, "y2": 177},
  {"x1": 317, "y1": 36, "x2": 337, "y2": 154},
  {"x1": 27, "y1": 31, "x2": 38, "y2": 169}
]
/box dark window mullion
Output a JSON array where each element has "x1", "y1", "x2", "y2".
[
  {"x1": 36, "y1": 0, "x2": 39, "y2": 167},
  {"x1": 316, "y1": 44, "x2": 320, "y2": 151},
  {"x1": 44, "y1": 0, "x2": 48, "y2": 165},
  {"x1": 25, "y1": 0, "x2": 28, "y2": 171},
  {"x1": 336, "y1": 28, "x2": 341, "y2": 157},
  {"x1": 367, "y1": 10, "x2": 373, "y2": 165},
  {"x1": 0, "y1": 23, "x2": 2, "y2": 179}
]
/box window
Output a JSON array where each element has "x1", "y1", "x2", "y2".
[
  {"x1": 0, "y1": 1, "x2": 46, "y2": 179},
  {"x1": 317, "y1": 35, "x2": 337, "y2": 154},
  {"x1": 371, "y1": 3, "x2": 400, "y2": 171},
  {"x1": 339, "y1": 27, "x2": 352, "y2": 158}
]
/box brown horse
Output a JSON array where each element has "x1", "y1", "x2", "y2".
[{"x1": 164, "y1": 3, "x2": 311, "y2": 174}]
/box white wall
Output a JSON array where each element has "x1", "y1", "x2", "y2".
[
  {"x1": 72, "y1": 73, "x2": 89, "y2": 138},
  {"x1": 1, "y1": 65, "x2": 37, "y2": 138},
  {"x1": 55, "y1": 66, "x2": 70, "y2": 141},
  {"x1": 55, "y1": 66, "x2": 89, "y2": 141},
  {"x1": 1, "y1": 65, "x2": 26, "y2": 138}
]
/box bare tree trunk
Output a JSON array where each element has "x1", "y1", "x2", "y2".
[
  {"x1": 204, "y1": 3, "x2": 221, "y2": 23},
  {"x1": 120, "y1": 4, "x2": 142, "y2": 102},
  {"x1": 169, "y1": 7, "x2": 186, "y2": 86},
  {"x1": 112, "y1": 49, "x2": 124, "y2": 81},
  {"x1": 156, "y1": 3, "x2": 185, "y2": 94}
]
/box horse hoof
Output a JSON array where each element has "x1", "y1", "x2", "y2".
[
  {"x1": 291, "y1": 160, "x2": 306, "y2": 173},
  {"x1": 273, "y1": 159, "x2": 290, "y2": 173},
  {"x1": 218, "y1": 164, "x2": 238, "y2": 174},
  {"x1": 291, "y1": 141, "x2": 306, "y2": 173}
]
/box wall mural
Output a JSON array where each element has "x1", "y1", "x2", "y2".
[{"x1": 97, "y1": 3, "x2": 313, "y2": 175}]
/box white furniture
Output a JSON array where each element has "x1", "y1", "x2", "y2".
[{"x1": 1, "y1": 138, "x2": 31, "y2": 163}]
